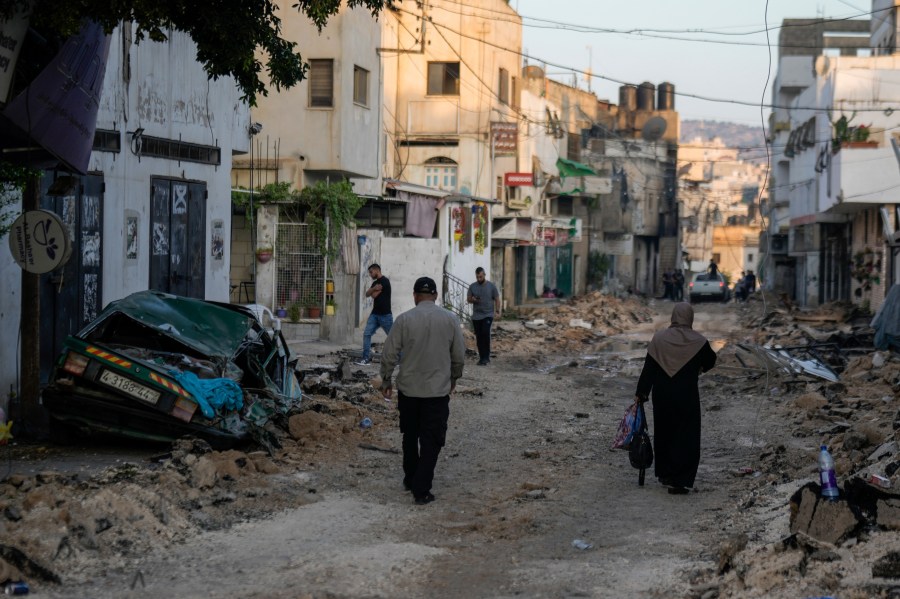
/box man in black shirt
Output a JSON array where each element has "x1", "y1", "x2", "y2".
[{"x1": 355, "y1": 263, "x2": 393, "y2": 365}]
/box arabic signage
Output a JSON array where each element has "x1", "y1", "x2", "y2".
[
  {"x1": 504, "y1": 172, "x2": 533, "y2": 186},
  {"x1": 8, "y1": 210, "x2": 73, "y2": 273},
  {"x1": 491, "y1": 121, "x2": 517, "y2": 156},
  {"x1": 2, "y1": 21, "x2": 111, "y2": 173}
]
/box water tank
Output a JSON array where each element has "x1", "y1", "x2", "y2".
[
  {"x1": 523, "y1": 65, "x2": 544, "y2": 79},
  {"x1": 637, "y1": 82, "x2": 655, "y2": 111},
  {"x1": 619, "y1": 85, "x2": 637, "y2": 111},
  {"x1": 658, "y1": 82, "x2": 675, "y2": 111}
]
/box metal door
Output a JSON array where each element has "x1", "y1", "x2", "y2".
[
  {"x1": 556, "y1": 244, "x2": 573, "y2": 296},
  {"x1": 527, "y1": 246, "x2": 537, "y2": 299},
  {"x1": 149, "y1": 178, "x2": 206, "y2": 297},
  {"x1": 39, "y1": 174, "x2": 103, "y2": 382}
]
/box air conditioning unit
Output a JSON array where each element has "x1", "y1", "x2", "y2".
[{"x1": 770, "y1": 234, "x2": 788, "y2": 254}]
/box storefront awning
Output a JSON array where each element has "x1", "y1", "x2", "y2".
[{"x1": 384, "y1": 179, "x2": 450, "y2": 198}]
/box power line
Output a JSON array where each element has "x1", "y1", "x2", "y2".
[{"x1": 402, "y1": 7, "x2": 900, "y2": 113}]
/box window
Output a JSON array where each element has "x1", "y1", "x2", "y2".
[
  {"x1": 426, "y1": 165, "x2": 457, "y2": 191},
  {"x1": 356, "y1": 199, "x2": 406, "y2": 228},
  {"x1": 425, "y1": 157, "x2": 458, "y2": 191},
  {"x1": 498, "y1": 67, "x2": 509, "y2": 105},
  {"x1": 309, "y1": 59, "x2": 333, "y2": 108},
  {"x1": 748, "y1": 253, "x2": 754, "y2": 263},
  {"x1": 427, "y1": 62, "x2": 460, "y2": 96},
  {"x1": 353, "y1": 66, "x2": 368, "y2": 106},
  {"x1": 712, "y1": 253, "x2": 721, "y2": 263}
]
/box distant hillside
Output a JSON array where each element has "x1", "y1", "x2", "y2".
[{"x1": 680, "y1": 120, "x2": 767, "y2": 161}]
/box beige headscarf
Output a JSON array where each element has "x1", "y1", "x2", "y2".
[{"x1": 647, "y1": 303, "x2": 709, "y2": 377}]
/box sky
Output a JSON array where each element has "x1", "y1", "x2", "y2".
[{"x1": 513, "y1": 0, "x2": 873, "y2": 126}]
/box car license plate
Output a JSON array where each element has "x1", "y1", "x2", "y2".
[{"x1": 99, "y1": 369, "x2": 160, "y2": 405}]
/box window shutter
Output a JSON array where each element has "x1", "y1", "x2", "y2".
[{"x1": 309, "y1": 60, "x2": 333, "y2": 108}]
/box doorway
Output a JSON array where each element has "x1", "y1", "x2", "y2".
[
  {"x1": 149, "y1": 178, "x2": 207, "y2": 297},
  {"x1": 39, "y1": 174, "x2": 104, "y2": 382}
]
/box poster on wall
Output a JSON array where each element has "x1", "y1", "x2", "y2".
[
  {"x1": 125, "y1": 216, "x2": 138, "y2": 259},
  {"x1": 211, "y1": 220, "x2": 224, "y2": 260}
]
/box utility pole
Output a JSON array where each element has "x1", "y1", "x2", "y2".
[{"x1": 19, "y1": 175, "x2": 45, "y2": 437}]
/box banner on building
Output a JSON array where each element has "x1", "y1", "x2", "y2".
[
  {"x1": 2, "y1": 21, "x2": 111, "y2": 173},
  {"x1": 491, "y1": 122, "x2": 517, "y2": 156},
  {"x1": 504, "y1": 172, "x2": 533, "y2": 186}
]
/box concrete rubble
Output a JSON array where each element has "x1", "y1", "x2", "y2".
[{"x1": 0, "y1": 291, "x2": 897, "y2": 597}]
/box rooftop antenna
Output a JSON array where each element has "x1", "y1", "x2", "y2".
[{"x1": 586, "y1": 45, "x2": 593, "y2": 93}]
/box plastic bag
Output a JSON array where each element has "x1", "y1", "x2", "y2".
[
  {"x1": 628, "y1": 403, "x2": 653, "y2": 486},
  {"x1": 611, "y1": 401, "x2": 643, "y2": 450}
]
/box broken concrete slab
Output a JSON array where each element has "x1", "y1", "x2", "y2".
[
  {"x1": 789, "y1": 484, "x2": 861, "y2": 544},
  {"x1": 872, "y1": 550, "x2": 900, "y2": 578}
]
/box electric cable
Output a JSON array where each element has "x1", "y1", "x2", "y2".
[{"x1": 404, "y1": 7, "x2": 900, "y2": 113}]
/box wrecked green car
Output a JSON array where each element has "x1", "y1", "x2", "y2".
[{"x1": 43, "y1": 291, "x2": 302, "y2": 447}]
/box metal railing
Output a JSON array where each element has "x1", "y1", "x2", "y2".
[{"x1": 442, "y1": 270, "x2": 472, "y2": 325}]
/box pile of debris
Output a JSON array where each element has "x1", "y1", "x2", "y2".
[
  {"x1": 491, "y1": 292, "x2": 655, "y2": 355},
  {"x1": 0, "y1": 358, "x2": 393, "y2": 592},
  {"x1": 695, "y1": 301, "x2": 900, "y2": 598}
]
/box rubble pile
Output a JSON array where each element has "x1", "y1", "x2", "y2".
[
  {"x1": 697, "y1": 302, "x2": 900, "y2": 598},
  {"x1": 491, "y1": 292, "x2": 655, "y2": 355},
  {"x1": 0, "y1": 363, "x2": 394, "y2": 592}
]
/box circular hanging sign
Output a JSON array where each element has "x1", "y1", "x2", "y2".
[{"x1": 7, "y1": 210, "x2": 72, "y2": 274}]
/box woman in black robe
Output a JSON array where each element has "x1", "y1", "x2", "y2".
[{"x1": 635, "y1": 302, "x2": 717, "y2": 494}]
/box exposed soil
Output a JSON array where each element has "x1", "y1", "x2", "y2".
[{"x1": 1, "y1": 295, "x2": 899, "y2": 598}]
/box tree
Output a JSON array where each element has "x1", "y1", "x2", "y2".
[{"x1": 0, "y1": 0, "x2": 390, "y2": 106}]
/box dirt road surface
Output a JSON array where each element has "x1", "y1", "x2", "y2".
[{"x1": 2, "y1": 297, "x2": 897, "y2": 598}]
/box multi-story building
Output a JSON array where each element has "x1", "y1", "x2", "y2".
[
  {"x1": 678, "y1": 137, "x2": 766, "y2": 281},
  {"x1": 763, "y1": 16, "x2": 872, "y2": 304}
]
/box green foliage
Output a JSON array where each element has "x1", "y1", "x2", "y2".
[
  {"x1": 297, "y1": 180, "x2": 365, "y2": 261},
  {"x1": 0, "y1": 161, "x2": 40, "y2": 240},
  {"x1": 0, "y1": 0, "x2": 389, "y2": 105},
  {"x1": 237, "y1": 180, "x2": 363, "y2": 261},
  {"x1": 287, "y1": 302, "x2": 302, "y2": 323},
  {"x1": 587, "y1": 251, "x2": 611, "y2": 285}
]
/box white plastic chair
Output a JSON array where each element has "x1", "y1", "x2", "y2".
[{"x1": 242, "y1": 303, "x2": 281, "y2": 332}]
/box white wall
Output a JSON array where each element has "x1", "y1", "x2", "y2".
[
  {"x1": 354, "y1": 229, "x2": 442, "y2": 324},
  {"x1": 0, "y1": 25, "x2": 247, "y2": 412},
  {"x1": 94, "y1": 30, "x2": 246, "y2": 304},
  {"x1": 251, "y1": 4, "x2": 381, "y2": 188}
]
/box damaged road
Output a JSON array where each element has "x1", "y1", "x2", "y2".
[{"x1": 1, "y1": 293, "x2": 899, "y2": 598}]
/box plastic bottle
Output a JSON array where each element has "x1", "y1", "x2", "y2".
[
  {"x1": 3, "y1": 581, "x2": 29, "y2": 595},
  {"x1": 818, "y1": 445, "x2": 839, "y2": 500}
]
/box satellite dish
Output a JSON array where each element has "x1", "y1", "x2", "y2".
[{"x1": 642, "y1": 116, "x2": 668, "y2": 142}]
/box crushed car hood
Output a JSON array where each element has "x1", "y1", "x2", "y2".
[{"x1": 85, "y1": 290, "x2": 254, "y2": 359}]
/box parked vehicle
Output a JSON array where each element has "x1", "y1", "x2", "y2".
[
  {"x1": 43, "y1": 291, "x2": 303, "y2": 447},
  {"x1": 688, "y1": 272, "x2": 730, "y2": 303}
]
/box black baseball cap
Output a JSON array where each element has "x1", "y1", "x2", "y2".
[{"x1": 413, "y1": 276, "x2": 437, "y2": 294}]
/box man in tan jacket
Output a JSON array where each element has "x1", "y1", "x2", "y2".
[{"x1": 380, "y1": 276, "x2": 466, "y2": 505}]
